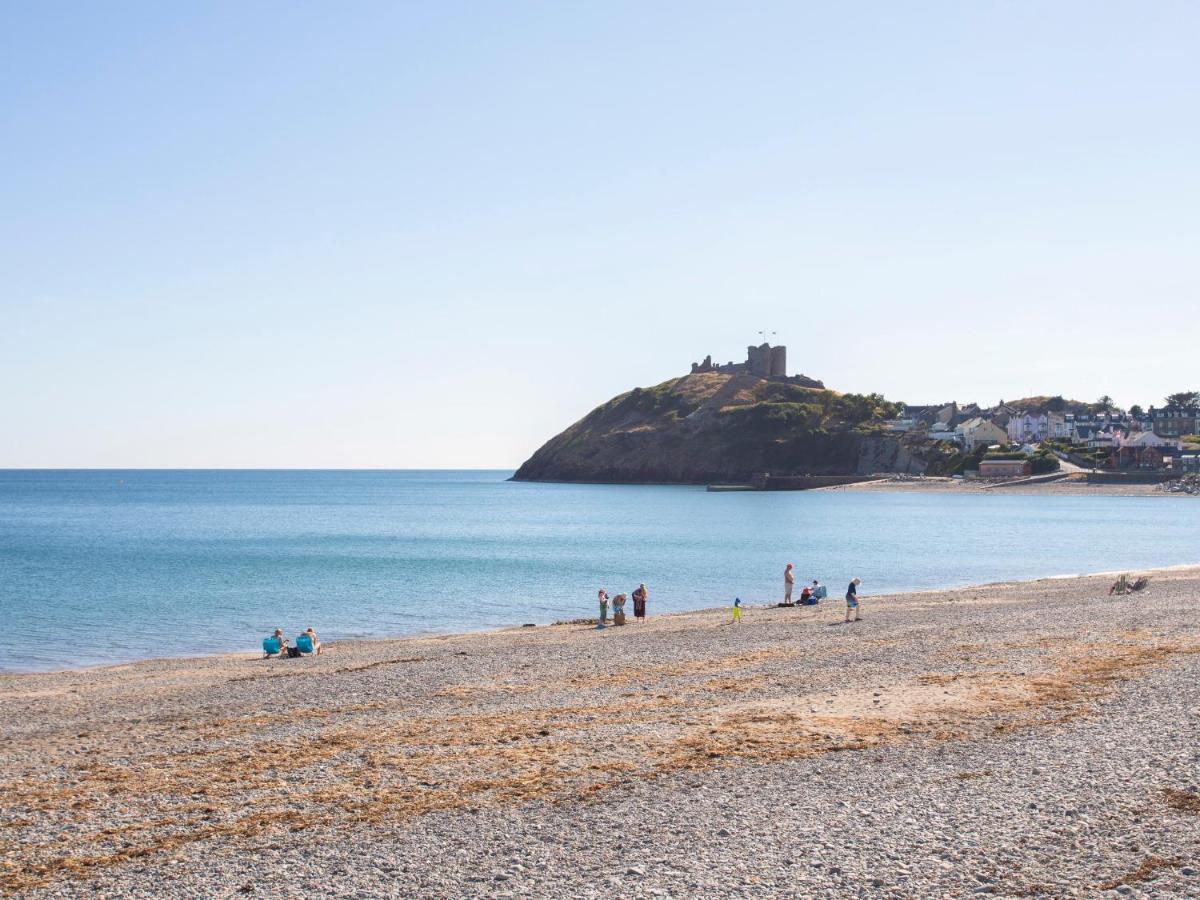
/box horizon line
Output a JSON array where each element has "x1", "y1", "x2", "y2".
[{"x1": 0, "y1": 467, "x2": 520, "y2": 472}]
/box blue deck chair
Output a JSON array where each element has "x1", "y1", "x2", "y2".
[
  {"x1": 295, "y1": 633, "x2": 315, "y2": 655},
  {"x1": 263, "y1": 636, "x2": 282, "y2": 658}
]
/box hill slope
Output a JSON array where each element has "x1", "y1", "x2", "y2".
[{"x1": 513, "y1": 372, "x2": 952, "y2": 484}]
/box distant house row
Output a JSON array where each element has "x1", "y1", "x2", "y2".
[{"x1": 887, "y1": 401, "x2": 1198, "y2": 446}]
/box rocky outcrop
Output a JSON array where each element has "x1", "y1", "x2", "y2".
[
  {"x1": 855, "y1": 434, "x2": 956, "y2": 475},
  {"x1": 513, "y1": 372, "x2": 944, "y2": 484}
]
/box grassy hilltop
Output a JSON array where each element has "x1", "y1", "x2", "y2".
[{"x1": 512, "y1": 372, "x2": 954, "y2": 484}]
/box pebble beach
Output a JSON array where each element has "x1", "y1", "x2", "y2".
[{"x1": 3, "y1": 567, "x2": 1200, "y2": 898}]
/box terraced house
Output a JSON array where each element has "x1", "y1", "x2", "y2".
[
  {"x1": 1006, "y1": 410, "x2": 1067, "y2": 443},
  {"x1": 1150, "y1": 403, "x2": 1200, "y2": 438}
]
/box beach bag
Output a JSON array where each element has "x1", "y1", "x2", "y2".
[{"x1": 286, "y1": 646, "x2": 302, "y2": 658}]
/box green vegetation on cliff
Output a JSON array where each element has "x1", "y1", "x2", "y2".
[{"x1": 513, "y1": 372, "x2": 953, "y2": 484}]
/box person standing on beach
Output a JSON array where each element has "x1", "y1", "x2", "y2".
[
  {"x1": 784, "y1": 563, "x2": 795, "y2": 605},
  {"x1": 732, "y1": 596, "x2": 742, "y2": 624},
  {"x1": 845, "y1": 578, "x2": 862, "y2": 623},
  {"x1": 632, "y1": 583, "x2": 648, "y2": 622},
  {"x1": 597, "y1": 588, "x2": 609, "y2": 627}
]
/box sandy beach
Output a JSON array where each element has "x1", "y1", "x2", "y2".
[
  {"x1": 3, "y1": 568, "x2": 1200, "y2": 897},
  {"x1": 834, "y1": 474, "x2": 1186, "y2": 497}
]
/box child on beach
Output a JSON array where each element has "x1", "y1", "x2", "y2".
[
  {"x1": 732, "y1": 596, "x2": 742, "y2": 624},
  {"x1": 845, "y1": 578, "x2": 862, "y2": 623},
  {"x1": 612, "y1": 593, "x2": 627, "y2": 626},
  {"x1": 598, "y1": 588, "x2": 609, "y2": 627}
]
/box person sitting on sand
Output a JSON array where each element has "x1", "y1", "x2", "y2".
[
  {"x1": 598, "y1": 588, "x2": 609, "y2": 627},
  {"x1": 845, "y1": 578, "x2": 862, "y2": 623},
  {"x1": 303, "y1": 627, "x2": 321, "y2": 654},
  {"x1": 800, "y1": 584, "x2": 812, "y2": 604},
  {"x1": 632, "y1": 583, "x2": 648, "y2": 622},
  {"x1": 784, "y1": 563, "x2": 795, "y2": 605}
]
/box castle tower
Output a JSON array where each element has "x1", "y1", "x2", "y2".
[
  {"x1": 746, "y1": 343, "x2": 772, "y2": 377},
  {"x1": 746, "y1": 342, "x2": 786, "y2": 378},
  {"x1": 769, "y1": 345, "x2": 787, "y2": 377}
]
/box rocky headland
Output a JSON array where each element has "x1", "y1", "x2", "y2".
[{"x1": 513, "y1": 371, "x2": 954, "y2": 484}]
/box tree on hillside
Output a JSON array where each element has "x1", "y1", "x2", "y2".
[
  {"x1": 1129, "y1": 404, "x2": 1145, "y2": 417},
  {"x1": 1097, "y1": 395, "x2": 1114, "y2": 411},
  {"x1": 1166, "y1": 391, "x2": 1200, "y2": 409}
]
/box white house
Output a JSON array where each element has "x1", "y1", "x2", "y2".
[
  {"x1": 956, "y1": 417, "x2": 1009, "y2": 451},
  {"x1": 1122, "y1": 431, "x2": 1176, "y2": 450},
  {"x1": 1007, "y1": 410, "x2": 1066, "y2": 443},
  {"x1": 883, "y1": 416, "x2": 917, "y2": 433},
  {"x1": 929, "y1": 421, "x2": 958, "y2": 441},
  {"x1": 1089, "y1": 428, "x2": 1124, "y2": 450}
]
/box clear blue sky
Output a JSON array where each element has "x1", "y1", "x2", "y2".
[{"x1": 3, "y1": 2, "x2": 1198, "y2": 467}]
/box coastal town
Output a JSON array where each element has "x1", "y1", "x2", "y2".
[{"x1": 886, "y1": 392, "x2": 1200, "y2": 480}]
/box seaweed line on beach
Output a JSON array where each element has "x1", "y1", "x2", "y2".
[{"x1": 2, "y1": 630, "x2": 1196, "y2": 894}]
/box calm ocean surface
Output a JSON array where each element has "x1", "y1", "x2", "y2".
[{"x1": 2, "y1": 469, "x2": 1198, "y2": 673}]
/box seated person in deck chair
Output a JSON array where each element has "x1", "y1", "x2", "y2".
[
  {"x1": 263, "y1": 628, "x2": 288, "y2": 658},
  {"x1": 295, "y1": 627, "x2": 321, "y2": 655}
]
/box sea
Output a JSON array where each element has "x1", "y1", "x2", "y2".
[{"x1": 2, "y1": 469, "x2": 1198, "y2": 673}]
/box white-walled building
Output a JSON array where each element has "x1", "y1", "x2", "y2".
[{"x1": 1006, "y1": 411, "x2": 1067, "y2": 443}]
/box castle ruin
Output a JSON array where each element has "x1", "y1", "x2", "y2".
[
  {"x1": 690, "y1": 342, "x2": 825, "y2": 388},
  {"x1": 692, "y1": 342, "x2": 788, "y2": 378}
]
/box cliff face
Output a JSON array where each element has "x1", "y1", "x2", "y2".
[{"x1": 513, "y1": 372, "x2": 948, "y2": 484}]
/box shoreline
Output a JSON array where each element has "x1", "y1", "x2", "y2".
[
  {"x1": 5, "y1": 564, "x2": 1200, "y2": 896},
  {"x1": 4, "y1": 562, "x2": 1199, "y2": 679},
  {"x1": 830, "y1": 473, "x2": 1190, "y2": 496}
]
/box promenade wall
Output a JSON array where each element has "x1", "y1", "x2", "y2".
[{"x1": 1086, "y1": 471, "x2": 1176, "y2": 485}]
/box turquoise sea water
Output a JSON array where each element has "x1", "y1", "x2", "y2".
[{"x1": 2, "y1": 469, "x2": 1198, "y2": 673}]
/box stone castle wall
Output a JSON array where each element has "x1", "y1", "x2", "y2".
[{"x1": 693, "y1": 343, "x2": 788, "y2": 377}]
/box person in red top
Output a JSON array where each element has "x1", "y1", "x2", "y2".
[{"x1": 800, "y1": 584, "x2": 812, "y2": 604}]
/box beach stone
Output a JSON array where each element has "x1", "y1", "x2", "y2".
[{"x1": 7, "y1": 567, "x2": 1200, "y2": 899}]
